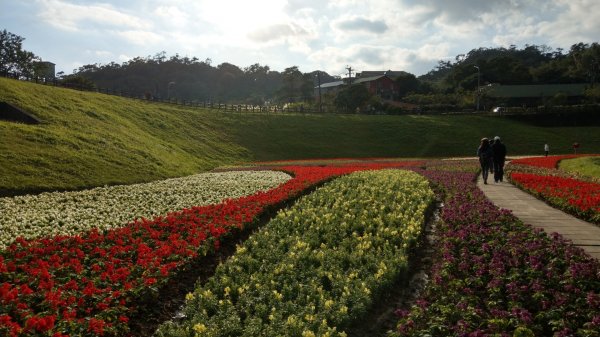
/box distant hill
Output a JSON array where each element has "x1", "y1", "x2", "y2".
[{"x1": 2, "y1": 77, "x2": 600, "y2": 195}]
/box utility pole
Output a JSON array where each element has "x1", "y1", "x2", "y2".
[
  {"x1": 591, "y1": 59, "x2": 597, "y2": 87},
  {"x1": 346, "y1": 66, "x2": 354, "y2": 85},
  {"x1": 316, "y1": 71, "x2": 322, "y2": 112},
  {"x1": 473, "y1": 66, "x2": 480, "y2": 111}
]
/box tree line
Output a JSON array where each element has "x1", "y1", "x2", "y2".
[
  {"x1": 1, "y1": 28, "x2": 598, "y2": 112},
  {"x1": 64, "y1": 54, "x2": 340, "y2": 105}
]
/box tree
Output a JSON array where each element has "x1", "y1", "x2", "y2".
[
  {"x1": 0, "y1": 29, "x2": 39, "y2": 78},
  {"x1": 280, "y1": 66, "x2": 303, "y2": 102},
  {"x1": 334, "y1": 84, "x2": 371, "y2": 112},
  {"x1": 395, "y1": 72, "x2": 420, "y2": 98}
]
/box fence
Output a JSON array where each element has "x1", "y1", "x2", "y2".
[{"x1": 1, "y1": 73, "x2": 329, "y2": 114}]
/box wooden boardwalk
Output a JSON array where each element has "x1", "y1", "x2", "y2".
[{"x1": 478, "y1": 177, "x2": 600, "y2": 260}]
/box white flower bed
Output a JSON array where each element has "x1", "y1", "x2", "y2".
[{"x1": 0, "y1": 170, "x2": 290, "y2": 249}]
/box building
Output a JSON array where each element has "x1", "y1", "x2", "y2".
[
  {"x1": 356, "y1": 70, "x2": 410, "y2": 80},
  {"x1": 316, "y1": 80, "x2": 345, "y2": 95},
  {"x1": 353, "y1": 75, "x2": 399, "y2": 100},
  {"x1": 315, "y1": 74, "x2": 399, "y2": 100}
]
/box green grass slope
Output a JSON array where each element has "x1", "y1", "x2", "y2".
[
  {"x1": 0, "y1": 78, "x2": 250, "y2": 195},
  {"x1": 220, "y1": 113, "x2": 600, "y2": 161},
  {"x1": 2, "y1": 77, "x2": 600, "y2": 194}
]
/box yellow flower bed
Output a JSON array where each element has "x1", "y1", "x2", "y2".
[{"x1": 156, "y1": 169, "x2": 434, "y2": 337}]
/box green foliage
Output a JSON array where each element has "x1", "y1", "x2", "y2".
[
  {"x1": 0, "y1": 29, "x2": 39, "y2": 78},
  {"x1": 279, "y1": 66, "x2": 314, "y2": 103},
  {"x1": 334, "y1": 84, "x2": 370, "y2": 112},
  {"x1": 513, "y1": 326, "x2": 535, "y2": 337},
  {"x1": 395, "y1": 72, "x2": 420, "y2": 97},
  {"x1": 558, "y1": 156, "x2": 600, "y2": 178},
  {"x1": 584, "y1": 86, "x2": 600, "y2": 103},
  {"x1": 422, "y1": 43, "x2": 600, "y2": 91},
  {"x1": 59, "y1": 74, "x2": 97, "y2": 90}
]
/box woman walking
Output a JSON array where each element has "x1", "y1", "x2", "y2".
[{"x1": 477, "y1": 137, "x2": 494, "y2": 184}]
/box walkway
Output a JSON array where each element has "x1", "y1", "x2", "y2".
[{"x1": 477, "y1": 177, "x2": 600, "y2": 260}]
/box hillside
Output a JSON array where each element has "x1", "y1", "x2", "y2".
[
  {"x1": 2, "y1": 77, "x2": 600, "y2": 195},
  {"x1": 0, "y1": 78, "x2": 250, "y2": 196},
  {"x1": 222, "y1": 113, "x2": 600, "y2": 161}
]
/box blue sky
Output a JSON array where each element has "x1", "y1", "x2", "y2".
[{"x1": 2, "y1": 0, "x2": 599, "y2": 76}]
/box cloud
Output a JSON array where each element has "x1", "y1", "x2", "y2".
[
  {"x1": 36, "y1": 0, "x2": 149, "y2": 32},
  {"x1": 402, "y1": 0, "x2": 519, "y2": 23},
  {"x1": 308, "y1": 44, "x2": 422, "y2": 77},
  {"x1": 117, "y1": 30, "x2": 163, "y2": 46},
  {"x1": 118, "y1": 54, "x2": 133, "y2": 63},
  {"x1": 335, "y1": 17, "x2": 389, "y2": 34},
  {"x1": 86, "y1": 50, "x2": 113, "y2": 58},
  {"x1": 284, "y1": 0, "x2": 323, "y2": 14},
  {"x1": 153, "y1": 5, "x2": 190, "y2": 29},
  {"x1": 536, "y1": 0, "x2": 600, "y2": 46},
  {"x1": 248, "y1": 23, "x2": 309, "y2": 43},
  {"x1": 17, "y1": 0, "x2": 600, "y2": 77},
  {"x1": 351, "y1": 46, "x2": 386, "y2": 65}
]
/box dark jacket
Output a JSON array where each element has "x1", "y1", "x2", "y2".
[
  {"x1": 477, "y1": 145, "x2": 493, "y2": 164},
  {"x1": 492, "y1": 141, "x2": 507, "y2": 161}
]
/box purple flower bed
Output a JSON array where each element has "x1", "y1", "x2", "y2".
[{"x1": 391, "y1": 169, "x2": 600, "y2": 337}]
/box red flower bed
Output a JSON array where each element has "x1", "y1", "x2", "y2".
[
  {"x1": 511, "y1": 172, "x2": 600, "y2": 216},
  {"x1": 0, "y1": 162, "x2": 420, "y2": 336},
  {"x1": 510, "y1": 155, "x2": 591, "y2": 169},
  {"x1": 507, "y1": 155, "x2": 600, "y2": 224}
]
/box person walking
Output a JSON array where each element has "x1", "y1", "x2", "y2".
[
  {"x1": 544, "y1": 143, "x2": 549, "y2": 157},
  {"x1": 477, "y1": 137, "x2": 494, "y2": 184},
  {"x1": 492, "y1": 136, "x2": 507, "y2": 183}
]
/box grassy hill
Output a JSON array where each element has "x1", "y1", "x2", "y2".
[
  {"x1": 222, "y1": 113, "x2": 600, "y2": 161},
  {"x1": 0, "y1": 78, "x2": 250, "y2": 195},
  {"x1": 2, "y1": 77, "x2": 600, "y2": 195}
]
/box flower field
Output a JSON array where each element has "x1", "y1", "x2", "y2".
[
  {"x1": 156, "y1": 169, "x2": 434, "y2": 336},
  {"x1": 0, "y1": 171, "x2": 291, "y2": 249},
  {"x1": 391, "y1": 166, "x2": 600, "y2": 336},
  {"x1": 507, "y1": 155, "x2": 600, "y2": 224},
  {"x1": 2, "y1": 157, "x2": 600, "y2": 336},
  {"x1": 0, "y1": 161, "x2": 421, "y2": 337}
]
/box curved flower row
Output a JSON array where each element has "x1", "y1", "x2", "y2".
[
  {"x1": 511, "y1": 172, "x2": 600, "y2": 223},
  {"x1": 509, "y1": 155, "x2": 585, "y2": 169},
  {"x1": 156, "y1": 169, "x2": 434, "y2": 337},
  {"x1": 391, "y1": 169, "x2": 600, "y2": 336},
  {"x1": 0, "y1": 171, "x2": 291, "y2": 249},
  {"x1": 0, "y1": 162, "x2": 420, "y2": 337},
  {"x1": 506, "y1": 155, "x2": 600, "y2": 224}
]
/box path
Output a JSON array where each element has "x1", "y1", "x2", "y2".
[{"x1": 477, "y1": 177, "x2": 600, "y2": 260}]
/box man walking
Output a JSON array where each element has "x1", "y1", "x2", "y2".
[{"x1": 492, "y1": 136, "x2": 507, "y2": 183}]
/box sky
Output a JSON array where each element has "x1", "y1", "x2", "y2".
[{"x1": 2, "y1": 0, "x2": 599, "y2": 77}]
